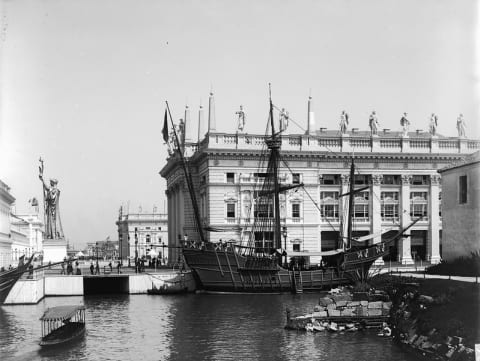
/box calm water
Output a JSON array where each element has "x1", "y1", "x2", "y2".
[{"x1": 0, "y1": 293, "x2": 421, "y2": 361}]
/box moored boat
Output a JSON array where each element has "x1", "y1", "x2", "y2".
[
  {"x1": 164, "y1": 88, "x2": 421, "y2": 294},
  {"x1": 0, "y1": 255, "x2": 35, "y2": 304},
  {"x1": 39, "y1": 305, "x2": 86, "y2": 347}
]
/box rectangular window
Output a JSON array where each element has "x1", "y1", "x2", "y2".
[
  {"x1": 382, "y1": 175, "x2": 400, "y2": 185},
  {"x1": 412, "y1": 175, "x2": 428, "y2": 185},
  {"x1": 354, "y1": 175, "x2": 370, "y2": 185},
  {"x1": 226, "y1": 203, "x2": 236, "y2": 218},
  {"x1": 254, "y1": 231, "x2": 274, "y2": 253},
  {"x1": 381, "y1": 191, "x2": 399, "y2": 222},
  {"x1": 226, "y1": 172, "x2": 235, "y2": 183},
  {"x1": 292, "y1": 244, "x2": 301, "y2": 252},
  {"x1": 410, "y1": 192, "x2": 428, "y2": 219},
  {"x1": 320, "y1": 174, "x2": 340, "y2": 185},
  {"x1": 353, "y1": 191, "x2": 369, "y2": 221},
  {"x1": 320, "y1": 191, "x2": 339, "y2": 221},
  {"x1": 292, "y1": 173, "x2": 301, "y2": 184},
  {"x1": 459, "y1": 175, "x2": 467, "y2": 204},
  {"x1": 438, "y1": 191, "x2": 442, "y2": 217},
  {"x1": 292, "y1": 204, "x2": 300, "y2": 218}
]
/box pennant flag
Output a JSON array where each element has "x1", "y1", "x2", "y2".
[{"x1": 162, "y1": 108, "x2": 169, "y2": 143}]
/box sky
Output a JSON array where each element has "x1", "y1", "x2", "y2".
[{"x1": 1, "y1": 0, "x2": 479, "y2": 250}]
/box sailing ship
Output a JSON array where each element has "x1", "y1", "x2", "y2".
[
  {"x1": 165, "y1": 90, "x2": 420, "y2": 293},
  {"x1": 0, "y1": 254, "x2": 35, "y2": 304}
]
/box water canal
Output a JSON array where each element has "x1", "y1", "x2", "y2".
[{"x1": 0, "y1": 293, "x2": 422, "y2": 361}]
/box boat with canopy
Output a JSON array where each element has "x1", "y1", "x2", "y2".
[{"x1": 39, "y1": 305, "x2": 86, "y2": 346}]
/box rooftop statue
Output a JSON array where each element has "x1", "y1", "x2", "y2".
[
  {"x1": 279, "y1": 108, "x2": 289, "y2": 132},
  {"x1": 340, "y1": 110, "x2": 349, "y2": 134},
  {"x1": 429, "y1": 113, "x2": 438, "y2": 136},
  {"x1": 38, "y1": 158, "x2": 64, "y2": 239},
  {"x1": 400, "y1": 112, "x2": 410, "y2": 136},
  {"x1": 456, "y1": 114, "x2": 466, "y2": 138},
  {"x1": 369, "y1": 111, "x2": 380, "y2": 135},
  {"x1": 236, "y1": 105, "x2": 246, "y2": 132}
]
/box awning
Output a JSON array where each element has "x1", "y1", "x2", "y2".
[{"x1": 40, "y1": 305, "x2": 85, "y2": 321}]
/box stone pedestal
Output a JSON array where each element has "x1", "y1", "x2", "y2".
[{"x1": 42, "y1": 238, "x2": 67, "y2": 263}]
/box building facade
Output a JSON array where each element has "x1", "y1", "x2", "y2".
[
  {"x1": 115, "y1": 208, "x2": 168, "y2": 264},
  {"x1": 160, "y1": 95, "x2": 480, "y2": 266},
  {"x1": 438, "y1": 151, "x2": 480, "y2": 261},
  {"x1": 0, "y1": 180, "x2": 15, "y2": 269}
]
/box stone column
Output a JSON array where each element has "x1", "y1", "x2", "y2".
[
  {"x1": 399, "y1": 175, "x2": 414, "y2": 265},
  {"x1": 166, "y1": 189, "x2": 173, "y2": 265},
  {"x1": 428, "y1": 174, "x2": 441, "y2": 264},
  {"x1": 340, "y1": 174, "x2": 349, "y2": 248},
  {"x1": 371, "y1": 174, "x2": 384, "y2": 265}
]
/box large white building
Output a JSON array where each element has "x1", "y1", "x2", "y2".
[
  {"x1": 0, "y1": 180, "x2": 44, "y2": 269},
  {"x1": 161, "y1": 94, "x2": 480, "y2": 266},
  {"x1": 438, "y1": 151, "x2": 480, "y2": 261},
  {"x1": 115, "y1": 207, "x2": 168, "y2": 263}
]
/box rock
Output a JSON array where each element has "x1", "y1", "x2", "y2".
[
  {"x1": 340, "y1": 309, "x2": 354, "y2": 316},
  {"x1": 319, "y1": 297, "x2": 334, "y2": 307},
  {"x1": 408, "y1": 334, "x2": 418, "y2": 344},
  {"x1": 346, "y1": 301, "x2": 360, "y2": 307},
  {"x1": 312, "y1": 311, "x2": 327, "y2": 318},
  {"x1": 382, "y1": 301, "x2": 392, "y2": 310},
  {"x1": 368, "y1": 309, "x2": 382, "y2": 316},
  {"x1": 327, "y1": 303, "x2": 337, "y2": 310},
  {"x1": 313, "y1": 305, "x2": 324, "y2": 312},
  {"x1": 368, "y1": 301, "x2": 383, "y2": 309},
  {"x1": 327, "y1": 309, "x2": 341, "y2": 317},
  {"x1": 418, "y1": 295, "x2": 434, "y2": 304},
  {"x1": 336, "y1": 300, "x2": 348, "y2": 308},
  {"x1": 360, "y1": 300, "x2": 369, "y2": 306}
]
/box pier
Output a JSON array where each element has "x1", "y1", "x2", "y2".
[{"x1": 3, "y1": 268, "x2": 195, "y2": 304}]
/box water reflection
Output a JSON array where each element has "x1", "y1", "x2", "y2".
[{"x1": 0, "y1": 293, "x2": 420, "y2": 361}]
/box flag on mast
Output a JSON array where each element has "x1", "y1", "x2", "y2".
[{"x1": 162, "y1": 108, "x2": 169, "y2": 143}]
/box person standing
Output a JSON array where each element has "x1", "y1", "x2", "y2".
[
  {"x1": 90, "y1": 262, "x2": 94, "y2": 275},
  {"x1": 95, "y1": 261, "x2": 100, "y2": 275}
]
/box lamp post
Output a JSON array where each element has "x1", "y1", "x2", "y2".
[
  {"x1": 134, "y1": 227, "x2": 138, "y2": 272},
  {"x1": 161, "y1": 241, "x2": 165, "y2": 265},
  {"x1": 282, "y1": 226, "x2": 287, "y2": 267}
]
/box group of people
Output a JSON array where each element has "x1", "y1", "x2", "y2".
[
  {"x1": 60, "y1": 258, "x2": 81, "y2": 275},
  {"x1": 338, "y1": 111, "x2": 467, "y2": 137},
  {"x1": 89, "y1": 260, "x2": 122, "y2": 274}
]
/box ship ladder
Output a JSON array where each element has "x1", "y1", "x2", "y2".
[{"x1": 293, "y1": 270, "x2": 303, "y2": 294}]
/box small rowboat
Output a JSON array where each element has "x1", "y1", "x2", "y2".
[{"x1": 39, "y1": 305, "x2": 86, "y2": 346}]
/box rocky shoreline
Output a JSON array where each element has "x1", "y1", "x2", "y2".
[{"x1": 286, "y1": 277, "x2": 478, "y2": 361}]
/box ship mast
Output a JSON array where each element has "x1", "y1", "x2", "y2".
[
  {"x1": 266, "y1": 84, "x2": 282, "y2": 250},
  {"x1": 346, "y1": 158, "x2": 355, "y2": 249},
  {"x1": 166, "y1": 101, "x2": 206, "y2": 243}
]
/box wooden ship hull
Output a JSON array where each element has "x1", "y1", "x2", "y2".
[{"x1": 182, "y1": 240, "x2": 394, "y2": 293}]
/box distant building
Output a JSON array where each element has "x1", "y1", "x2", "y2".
[
  {"x1": 0, "y1": 180, "x2": 15, "y2": 269},
  {"x1": 438, "y1": 151, "x2": 480, "y2": 261},
  {"x1": 116, "y1": 208, "x2": 168, "y2": 264},
  {"x1": 86, "y1": 238, "x2": 118, "y2": 260},
  {"x1": 11, "y1": 211, "x2": 43, "y2": 261},
  {"x1": 160, "y1": 95, "x2": 480, "y2": 266}
]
